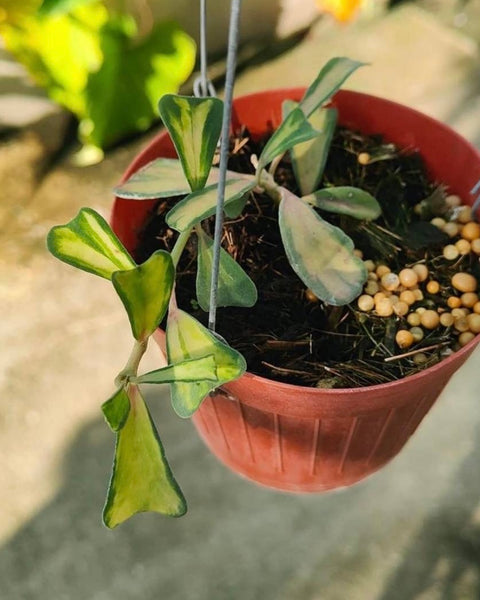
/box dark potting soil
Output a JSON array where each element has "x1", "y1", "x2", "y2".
[{"x1": 135, "y1": 126, "x2": 479, "y2": 388}]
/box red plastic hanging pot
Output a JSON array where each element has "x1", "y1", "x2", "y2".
[{"x1": 111, "y1": 89, "x2": 480, "y2": 493}]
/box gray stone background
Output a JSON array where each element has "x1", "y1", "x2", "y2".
[{"x1": 2, "y1": 1, "x2": 480, "y2": 598}]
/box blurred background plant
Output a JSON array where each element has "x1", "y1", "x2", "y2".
[{"x1": 0, "y1": 0, "x2": 195, "y2": 161}]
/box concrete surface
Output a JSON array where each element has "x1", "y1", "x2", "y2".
[{"x1": 2, "y1": 3, "x2": 480, "y2": 599}]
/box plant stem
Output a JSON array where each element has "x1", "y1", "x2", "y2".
[
  {"x1": 115, "y1": 338, "x2": 148, "y2": 387},
  {"x1": 170, "y1": 229, "x2": 191, "y2": 268},
  {"x1": 257, "y1": 168, "x2": 283, "y2": 205}
]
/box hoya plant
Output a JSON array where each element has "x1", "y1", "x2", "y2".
[{"x1": 48, "y1": 56, "x2": 381, "y2": 527}]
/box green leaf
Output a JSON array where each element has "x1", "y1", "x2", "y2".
[
  {"x1": 102, "y1": 388, "x2": 130, "y2": 432},
  {"x1": 305, "y1": 187, "x2": 382, "y2": 221},
  {"x1": 47, "y1": 207, "x2": 135, "y2": 279},
  {"x1": 258, "y1": 107, "x2": 318, "y2": 170},
  {"x1": 196, "y1": 228, "x2": 257, "y2": 311},
  {"x1": 103, "y1": 385, "x2": 186, "y2": 528},
  {"x1": 85, "y1": 21, "x2": 195, "y2": 149},
  {"x1": 299, "y1": 57, "x2": 366, "y2": 117},
  {"x1": 166, "y1": 308, "x2": 246, "y2": 417},
  {"x1": 158, "y1": 95, "x2": 223, "y2": 192},
  {"x1": 112, "y1": 251, "x2": 174, "y2": 342},
  {"x1": 279, "y1": 190, "x2": 367, "y2": 306},
  {"x1": 166, "y1": 179, "x2": 255, "y2": 232},
  {"x1": 133, "y1": 355, "x2": 217, "y2": 384},
  {"x1": 283, "y1": 100, "x2": 337, "y2": 195},
  {"x1": 38, "y1": 0, "x2": 94, "y2": 17}
]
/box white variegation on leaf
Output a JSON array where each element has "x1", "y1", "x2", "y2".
[
  {"x1": 283, "y1": 100, "x2": 337, "y2": 196},
  {"x1": 158, "y1": 94, "x2": 223, "y2": 192},
  {"x1": 166, "y1": 306, "x2": 246, "y2": 418},
  {"x1": 257, "y1": 107, "x2": 318, "y2": 171},
  {"x1": 133, "y1": 355, "x2": 218, "y2": 384},
  {"x1": 279, "y1": 190, "x2": 367, "y2": 305},
  {"x1": 166, "y1": 178, "x2": 256, "y2": 232},
  {"x1": 299, "y1": 57, "x2": 366, "y2": 117},
  {"x1": 305, "y1": 187, "x2": 382, "y2": 221},
  {"x1": 47, "y1": 208, "x2": 135, "y2": 279}
]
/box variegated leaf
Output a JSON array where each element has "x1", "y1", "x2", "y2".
[
  {"x1": 305, "y1": 187, "x2": 381, "y2": 221},
  {"x1": 279, "y1": 190, "x2": 367, "y2": 305},
  {"x1": 133, "y1": 355, "x2": 217, "y2": 384},
  {"x1": 299, "y1": 57, "x2": 366, "y2": 117},
  {"x1": 283, "y1": 100, "x2": 337, "y2": 195},
  {"x1": 158, "y1": 95, "x2": 223, "y2": 191},
  {"x1": 166, "y1": 178, "x2": 255, "y2": 232},
  {"x1": 103, "y1": 385, "x2": 186, "y2": 528},
  {"x1": 196, "y1": 228, "x2": 257, "y2": 311},
  {"x1": 102, "y1": 387, "x2": 130, "y2": 433},
  {"x1": 112, "y1": 250, "x2": 174, "y2": 341},
  {"x1": 47, "y1": 208, "x2": 135, "y2": 279},
  {"x1": 257, "y1": 107, "x2": 318, "y2": 171},
  {"x1": 166, "y1": 307, "x2": 246, "y2": 417}
]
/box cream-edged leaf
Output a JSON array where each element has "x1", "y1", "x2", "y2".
[
  {"x1": 258, "y1": 107, "x2": 318, "y2": 170},
  {"x1": 133, "y1": 355, "x2": 217, "y2": 384},
  {"x1": 283, "y1": 100, "x2": 337, "y2": 195},
  {"x1": 166, "y1": 179, "x2": 255, "y2": 232},
  {"x1": 103, "y1": 385, "x2": 186, "y2": 528},
  {"x1": 305, "y1": 186, "x2": 382, "y2": 221},
  {"x1": 47, "y1": 208, "x2": 135, "y2": 279},
  {"x1": 158, "y1": 94, "x2": 223, "y2": 191},
  {"x1": 166, "y1": 308, "x2": 246, "y2": 417},
  {"x1": 114, "y1": 159, "x2": 193, "y2": 200},
  {"x1": 299, "y1": 57, "x2": 366, "y2": 117},
  {"x1": 196, "y1": 228, "x2": 257, "y2": 311},
  {"x1": 279, "y1": 190, "x2": 367, "y2": 306},
  {"x1": 112, "y1": 250, "x2": 174, "y2": 341}
]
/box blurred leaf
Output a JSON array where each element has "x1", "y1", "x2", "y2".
[
  {"x1": 158, "y1": 95, "x2": 223, "y2": 191},
  {"x1": 196, "y1": 228, "x2": 257, "y2": 311},
  {"x1": 258, "y1": 107, "x2": 318, "y2": 170},
  {"x1": 166, "y1": 308, "x2": 246, "y2": 417},
  {"x1": 85, "y1": 21, "x2": 195, "y2": 149},
  {"x1": 299, "y1": 57, "x2": 365, "y2": 117},
  {"x1": 47, "y1": 208, "x2": 135, "y2": 279},
  {"x1": 103, "y1": 385, "x2": 186, "y2": 528},
  {"x1": 112, "y1": 251, "x2": 174, "y2": 342},
  {"x1": 166, "y1": 178, "x2": 255, "y2": 232},
  {"x1": 306, "y1": 186, "x2": 381, "y2": 220},
  {"x1": 113, "y1": 160, "x2": 239, "y2": 201},
  {"x1": 133, "y1": 355, "x2": 217, "y2": 384},
  {"x1": 102, "y1": 388, "x2": 130, "y2": 432},
  {"x1": 279, "y1": 190, "x2": 367, "y2": 305},
  {"x1": 38, "y1": 0, "x2": 94, "y2": 17},
  {"x1": 283, "y1": 100, "x2": 337, "y2": 195}
]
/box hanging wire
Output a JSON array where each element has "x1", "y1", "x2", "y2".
[
  {"x1": 208, "y1": 0, "x2": 242, "y2": 331},
  {"x1": 193, "y1": 0, "x2": 216, "y2": 98}
]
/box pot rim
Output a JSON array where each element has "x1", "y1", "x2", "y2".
[{"x1": 113, "y1": 88, "x2": 480, "y2": 396}]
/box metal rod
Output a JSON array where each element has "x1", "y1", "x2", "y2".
[
  {"x1": 208, "y1": 0, "x2": 242, "y2": 331},
  {"x1": 199, "y1": 0, "x2": 208, "y2": 96}
]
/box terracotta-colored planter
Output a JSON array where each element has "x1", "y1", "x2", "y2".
[{"x1": 111, "y1": 89, "x2": 480, "y2": 493}]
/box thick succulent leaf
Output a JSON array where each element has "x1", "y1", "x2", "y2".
[
  {"x1": 166, "y1": 179, "x2": 255, "y2": 232},
  {"x1": 196, "y1": 228, "x2": 257, "y2": 311},
  {"x1": 102, "y1": 388, "x2": 130, "y2": 432},
  {"x1": 166, "y1": 308, "x2": 246, "y2": 417},
  {"x1": 114, "y1": 159, "x2": 194, "y2": 200},
  {"x1": 299, "y1": 57, "x2": 366, "y2": 117},
  {"x1": 133, "y1": 355, "x2": 217, "y2": 384},
  {"x1": 223, "y1": 193, "x2": 249, "y2": 218},
  {"x1": 158, "y1": 95, "x2": 223, "y2": 192},
  {"x1": 38, "y1": 0, "x2": 93, "y2": 17},
  {"x1": 47, "y1": 207, "x2": 135, "y2": 279},
  {"x1": 103, "y1": 385, "x2": 186, "y2": 528},
  {"x1": 283, "y1": 100, "x2": 337, "y2": 195},
  {"x1": 279, "y1": 190, "x2": 367, "y2": 306},
  {"x1": 112, "y1": 251, "x2": 174, "y2": 342},
  {"x1": 258, "y1": 107, "x2": 318, "y2": 170},
  {"x1": 306, "y1": 187, "x2": 381, "y2": 221}
]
